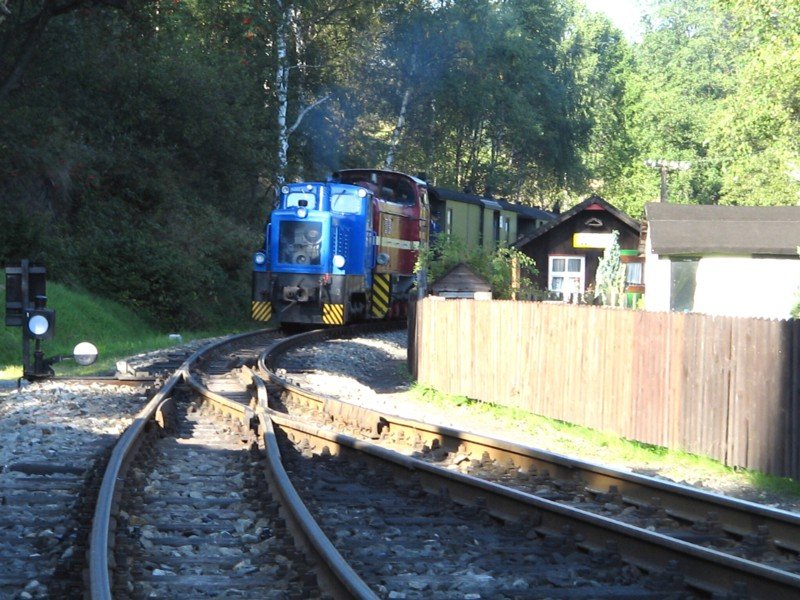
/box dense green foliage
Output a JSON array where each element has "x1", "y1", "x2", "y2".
[
  {"x1": 2, "y1": 0, "x2": 797, "y2": 327},
  {"x1": 606, "y1": 0, "x2": 800, "y2": 215}
]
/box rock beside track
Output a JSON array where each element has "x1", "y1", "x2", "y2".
[{"x1": 0, "y1": 381, "x2": 151, "y2": 599}]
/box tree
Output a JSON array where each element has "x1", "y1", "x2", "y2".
[
  {"x1": 559, "y1": 6, "x2": 634, "y2": 200},
  {"x1": 612, "y1": 0, "x2": 739, "y2": 214},
  {"x1": 265, "y1": 0, "x2": 384, "y2": 183},
  {"x1": 0, "y1": 0, "x2": 127, "y2": 103},
  {"x1": 595, "y1": 230, "x2": 625, "y2": 306},
  {"x1": 707, "y1": 0, "x2": 800, "y2": 205},
  {"x1": 416, "y1": 233, "x2": 538, "y2": 300}
]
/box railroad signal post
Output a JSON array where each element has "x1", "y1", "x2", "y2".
[
  {"x1": 5, "y1": 260, "x2": 55, "y2": 379},
  {"x1": 4, "y1": 260, "x2": 97, "y2": 381}
]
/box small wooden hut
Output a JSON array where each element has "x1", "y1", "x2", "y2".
[{"x1": 429, "y1": 263, "x2": 492, "y2": 299}]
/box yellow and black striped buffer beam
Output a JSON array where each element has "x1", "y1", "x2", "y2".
[
  {"x1": 371, "y1": 274, "x2": 391, "y2": 318},
  {"x1": 251, "y1": 301, "x2": 272, "y2": 322},
  {"x1": 322, "y1": 303, "x2": 345, "y2": 325}
]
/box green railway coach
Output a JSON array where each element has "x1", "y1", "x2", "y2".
[{"x1": 429, "y1": 187, "x2": 553, "y2": 250}]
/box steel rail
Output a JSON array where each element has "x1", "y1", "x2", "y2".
[
  {"x1": 258, "y1": 326, "x2": 800, "y2": 598},
  {"x1": 263, "y1": 377, "x2": 800, "y2": 555},
  {"x1": 87, "y1": 328, "x2": 276, "y2": 600},
  {"x1": 265, "y1": 405, "x2": 800, "y2": 598},
  {"x1": 251, "y1": 374, "x2": 379, "y2": 600},
  {"x1": 157, "y1": 330, "x2": 377, "y2": 599}
]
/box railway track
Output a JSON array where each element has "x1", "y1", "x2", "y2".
[
  {"x1": 76, "y1": 322, "x2": 800, "y2": 598},
  {"x1": 0, "y1": 337, "x2": 245, "y2": 599},
  {"x1": 258, "y1": 326, "x2": 800, "y2": 599},
  {"x1": 110, "y1": 389, "x2": 319, "y2": 598},
  {"x1": 89, "y1": 329, "x2": 317, "y2": 599}
]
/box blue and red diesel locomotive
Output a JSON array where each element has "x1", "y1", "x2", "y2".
[{"x1": 251, "y1": 169, "x2": 430, "y2": 326}]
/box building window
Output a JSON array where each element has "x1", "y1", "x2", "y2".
[
  {"x1": 670, "y1": 259, "x2": 698, "y2": 312},
  {"x1": 625, "y1": 261, "x2": 643, "y2": 285},
  {"x1": 446, "y1": 208, "x2": 453, "y2": 235},
  {"x1": 549, "y1": 255, "x2": 585, "y2": 299}
]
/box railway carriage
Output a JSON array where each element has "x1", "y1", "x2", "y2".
[{"x1": 252, "y1": 169, "x2": 430, "y2": 326}]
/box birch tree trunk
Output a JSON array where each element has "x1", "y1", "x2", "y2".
[
  {"x1": 385, "y1": 86, "x2": 412, "y2": 169},
  {"x1": 274, "y1": 0, "x2": 291, "y2": 185},
  {"x1": 272, "y1": 1, "x2": 330, "y2": 185}
]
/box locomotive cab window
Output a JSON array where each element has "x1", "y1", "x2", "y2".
[
  {"x1": 278, "y1": 221, "x2": 322, "y2": 265},
  {"x1": 330, "y1": 188, "x2": 365, "y2": 214},
  {"x1": 284, "y1": 192, "x2": 317, "y2": 210}
]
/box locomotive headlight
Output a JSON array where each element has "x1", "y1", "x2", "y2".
[
  {"x1": 254, "y1": 252, "x2": 267, "y2": 266},
  {"x1": 281, "y1": 185, "x2": 290, "y2": 194},
  {"x1": 333, "y1": 255, "x2": 346, "y2": 269},
  {"x1": 358, "y1": 188, "x2": 367, "y2": 197},
  {"x1": 296, "y1": 207, "x2": 308, "y2": 218}
]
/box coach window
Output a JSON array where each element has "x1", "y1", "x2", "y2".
[{"x1": 548, "y1": 255, "x2": 585, "y2": 295}]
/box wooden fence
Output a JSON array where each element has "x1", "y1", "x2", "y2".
[{"x1": 408, "y1": 297, "x2": 800, "y2": 479}]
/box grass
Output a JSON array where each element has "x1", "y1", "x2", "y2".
[
  {"x1": 1, "y1": 277, "x2": 256, "y2": 379},
  {"x1": 410, "y1": 382, "x2": 800, "y2": 500}
]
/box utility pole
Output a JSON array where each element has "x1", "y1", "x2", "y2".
[{"x1": 644, "y1": 159, "x2": 691, "y2": 202}]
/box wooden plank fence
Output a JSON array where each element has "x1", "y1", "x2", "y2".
[{"x1": 408, "y1": 297, "x2": 800, "y2": 479}]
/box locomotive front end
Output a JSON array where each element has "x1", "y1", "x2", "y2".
[{"x1": 252, "y1": 182, "x2": 373, "y2": 326}]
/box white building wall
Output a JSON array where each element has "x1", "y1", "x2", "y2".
[
  {"x1": 643, "y1": 233, "x2": 673, "y2": 313},
  {"x1": 693, "y1": 256, "x2": 800, "y2": 319}
]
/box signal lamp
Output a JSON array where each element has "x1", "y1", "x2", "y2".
[{"x1": 24, "y1": 308, "x2": 55, "y2": 340}]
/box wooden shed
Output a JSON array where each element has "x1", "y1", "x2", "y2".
[{"x1": 429, "y1": 263, "x2": 492, "y2": 299}]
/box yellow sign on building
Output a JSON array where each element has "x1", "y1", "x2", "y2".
[{"x1": 573, "y1": 232, "x2": 614, "y2": 249}]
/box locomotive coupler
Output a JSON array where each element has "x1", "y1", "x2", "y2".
[{"x1": 282, "y1": 286, "x2": 310, "y2": 302}]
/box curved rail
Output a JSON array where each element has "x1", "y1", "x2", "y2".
[
  {"x1": 88, "y1": 329, "x2": 276, "y2": 600},
  {"x1": 258, "y1": 328, "x2": 800, "y2": 598},
  {"x1": 251, "y1": 374, "x2": 378, "y2": 600},
  {"x1": 260, "y1": 376, "x2": 800, "y2": 554}
]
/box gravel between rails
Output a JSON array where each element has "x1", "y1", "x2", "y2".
[{"x1": 1, "y1": 328, "x2": 798, "y2": 599}]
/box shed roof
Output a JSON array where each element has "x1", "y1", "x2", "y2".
[
  {"x1": 645, "y1": 203, "x2": 800, "y2": 256},
  {"x1": 430, "y1": 263, "x2": 491, "y2": 294}
]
